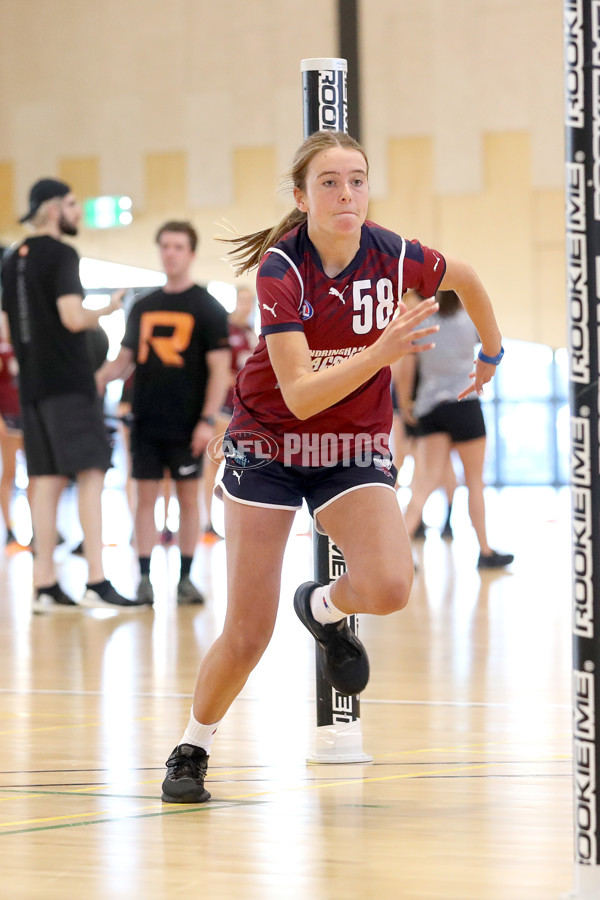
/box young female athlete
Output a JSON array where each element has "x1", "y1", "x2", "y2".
[{"x1": 161, "y1": 130, "x2": 504, "y2": 803}]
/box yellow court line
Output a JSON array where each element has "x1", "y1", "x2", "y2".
[
  {"x1": 0, "y1": 768, "x2": 265, "y2": 805},
  {"x1": 0, "y1": 761, "x2": 495, "y2": 829},
  {"x1": 375, "y1": 737, "x2": 571, "y2": 758},
  {"x1": 222, "y1": 761, "x2": 496, "y2": 801},
  {"x1": 0, "y1": 753, "x2": 571, "y2": 831},
  {"x1": 57, "y1": 768, "x2": 264, "y2": 794},
  {"x1": 0, "y1": 716, "x2": 156, "y2": 737},
  {"x1": 0, "y1": 804, "x2": 160, "y2": 829},
  {"x1": 0, "y1": 723, "x2": 102, "y2": 737}
]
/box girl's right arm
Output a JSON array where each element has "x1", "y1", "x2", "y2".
[{"x1": 266, "y1": 299, "x2": 439, "y2": 420}]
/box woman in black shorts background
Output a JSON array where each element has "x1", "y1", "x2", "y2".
[{"x1": 398, "y1": 289, "x2": 513, "y2": 569}]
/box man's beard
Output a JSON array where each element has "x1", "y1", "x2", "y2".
[{"x1": 59, "y1": 214, "x2": 78, "y2": 237}]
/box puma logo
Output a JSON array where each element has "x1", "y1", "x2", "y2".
[
  {"x1": 233, "y1": 470, "x2": 243, "y2": 484},
  {"x1": 262, "y1": 302, "x2": 278, "y2": 317},
  {"x1": 328, "y1": 286, "x2": 349, "y2": 304},
  {"x1": 433, "y1": 253, "x2": 442, "y2": 271}
]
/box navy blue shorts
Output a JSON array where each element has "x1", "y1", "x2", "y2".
[
  {"x1": 216, "y1": 452, "x2": 398, "y2": 535},
  {"x1": 417, "y1": 398, "x2": 486, "y2": 443}
]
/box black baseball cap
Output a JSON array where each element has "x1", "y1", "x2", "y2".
[{"x1": 19, "y1": 178, "x2": 72, "y2": 223}]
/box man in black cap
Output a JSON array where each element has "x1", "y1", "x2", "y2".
[{"x1": 0, "y1": 178, "x2": 150, "y2": 612}]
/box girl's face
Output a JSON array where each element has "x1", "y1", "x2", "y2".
[{"x1": 293, "y1": 146, "x2": 369, "y2": 241}]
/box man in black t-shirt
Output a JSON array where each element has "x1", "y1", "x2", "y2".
[
  {"x1": 97, "y1": 221, "x2": 230, "y2": 606},
  {"x1": 0, "y1": 178, "x2": 149, "y2": 613}
]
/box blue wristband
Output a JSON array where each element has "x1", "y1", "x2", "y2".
[{"x1": 478, "y1": 346, "x2": 504, "y2": 366}]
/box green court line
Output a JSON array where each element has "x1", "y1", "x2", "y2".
[{"x1": 0, "y1": 802, "x2": 249, "y2": 836}]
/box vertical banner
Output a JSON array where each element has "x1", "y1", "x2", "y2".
[
  {"x1": 565, "y1": 1, "x2": 600, "y2": 896},
  {"x1": 301, "y1": 57, "x2": 348, "y2": 136},
  {"x1": 301, "y1": 57, "x2": 371, "y2": 764}
]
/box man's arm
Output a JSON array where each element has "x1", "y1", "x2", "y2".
[
  {"x1": 57, "y1": 288, "x2": 125, "y2": 333},
  {"x1": 190, "y1": 347, "x2": 232, "y2": 457},
  {"x1": 95, "y1": 345, "x2": 135, "y2": 396},
  {"x1": 1, "y1": 312, "x2": 11, "y2": 344}
]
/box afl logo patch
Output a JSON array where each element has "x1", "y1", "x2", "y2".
[{"x1": 300, "y1": 300, "x2": 314, "y2": 321}]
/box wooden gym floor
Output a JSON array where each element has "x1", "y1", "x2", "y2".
[{"x1": 0, "y1": 482, "x2": 573, "y2": 899}]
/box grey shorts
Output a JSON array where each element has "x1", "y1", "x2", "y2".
[{"x1": 23, "y1": 392, "x2": 112, "y2": 477}]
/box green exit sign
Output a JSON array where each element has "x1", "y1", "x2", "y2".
[{"x1": 83, "y1": 195, "x2": 133, "y2": 229}]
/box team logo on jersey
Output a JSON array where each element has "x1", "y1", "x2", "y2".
[
  {"x1": 300, "y1": 300, "x2": 314, "y2": 320},
  {"x1": 328, "y1": 285, "x2": 349, "y2": 304}
]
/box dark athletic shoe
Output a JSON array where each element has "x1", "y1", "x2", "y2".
[
  {"x1": 136, "y1": 575, "x2": 154, "y2": 605},
  {"x1": 32, "y1": 585, "x2": 80, "y2": 615},
  {"x1": 477, "y1": 550, "x2": 514, "y2": 569},
  {"x1": 161, "y1": 743, "x2": 211, "y2": 803},
  {"x1": 177, "y1": 576, "x2": 205, "y2": 606},
  {"x1": 80, "y1": 581, "x2": 151, "y2": 611},
  {"x1": 293, "y1": 581, "x2": 370, "y2": 696}
]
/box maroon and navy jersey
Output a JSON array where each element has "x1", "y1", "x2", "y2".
[{"x1": 229, "y1": 220, "x2": 445, "y2": 465}]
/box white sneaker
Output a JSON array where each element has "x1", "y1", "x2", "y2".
[{"x1": 32, "y1": 585, "x2": 80, "y2": 615}]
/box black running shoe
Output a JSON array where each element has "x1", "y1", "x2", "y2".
[
  {"x1": 293, "y1": 581, "x2": 370, "y2": 696},
  {"x1": 161, "y1": 743, "x2": 211, "y2": 803},
  {"x1": 477, "y1": 550, "x2": 514, "y2": 569},
  {"x1": 80, "y1": 581, "x2": 151, "y2": 611},
  {"x1": 33, "y1": 585, "x2": 80, "y2": 614}
]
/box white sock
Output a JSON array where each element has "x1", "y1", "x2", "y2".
[
  {"x1": 310, "y1": 584, "x2": 347, "y2": 625},
  {"x1": 180, "y1": 708, "x2": 220, "y2": 753}
]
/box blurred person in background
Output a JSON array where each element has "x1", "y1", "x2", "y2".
[
  {"x1": 96, "y1": 221, "x2": 230, "y2": 606},
  {"x1": 202, "y1": 284, "x2": 257, "y2": 537},
  {"x1": 398, "y1": 288, "x2": 513, "y2": 568},
  {"x1": 0, "y1": 177, "x2": 147, "y2": 611}
]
